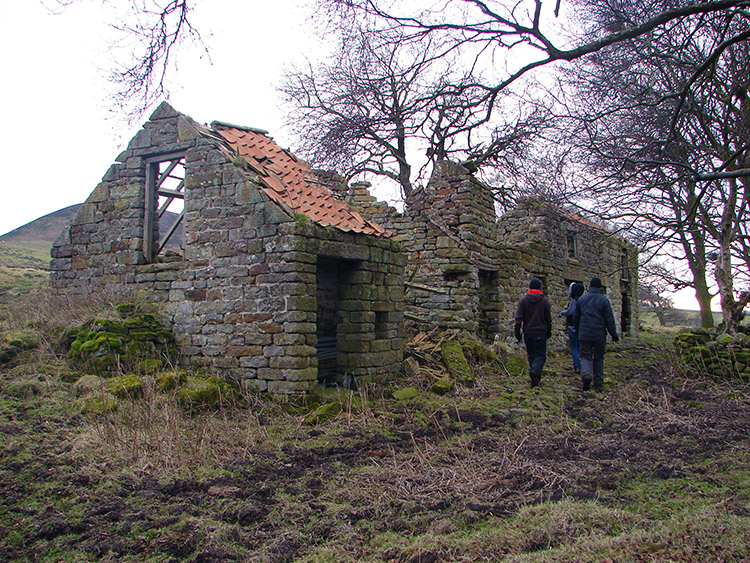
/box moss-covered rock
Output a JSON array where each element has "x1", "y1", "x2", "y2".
[
  {"x1": 457, "y1": 332, "x2": 498, "y2": 365},
  {"x1": 177, "y1": 376, "x2": 239, "y2": 409},
  {"x1": 441, "y1": 340, "x2": 473, "y2": 385},
  {"x1": 106, "y1": 374, "x2": 143, "y2": 399},
  {"x1": 393, "y1": 386, "x2": 419, "y2": 401},
  {"x1": 430, "y1": 378, "x2": 455, "y2": 395},
  {"x1": 64, "y1": 308, "x2": 176, "y2": 375},
  {"x1": 675, "y1": 329, "x2": 750, "y2": 381},
  {"x1": 156, "y1": 370, "x2": 186, "y2": 392}
]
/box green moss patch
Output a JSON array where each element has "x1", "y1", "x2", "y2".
[
  {"x1": 106, "y1": 374, "x2": 143, "y2": 399},
  {"x1": 63, "y1": 305, "x2": 176, "y2": 375},
  {"x1": 0, "y1": 328, "x2": 40, "y2": 364},
  {"x1": 176, "y1": 376, "x2": 239, "y2": 410},
  {"x1": 441, "y1": 339, "x2": 473, "y2": 385}
]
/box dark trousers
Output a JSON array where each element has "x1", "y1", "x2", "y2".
[
  {"x1": 523, "y1": 333, "x2": 547, "y2": 379},
  {"x1": 567, "y1": 326, "x2": 580, "y2": 370},
  {"x1": 579, "y1": 339, "x2": 606, "y2": 387}
]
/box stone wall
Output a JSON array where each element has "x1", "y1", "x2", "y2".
[
  {"x1": 51, "y1": 104, "x2": 404, "y2": 395},
  {"x1": 366, "y1": 161, "x2": 509, "y2": 341},
  {"x1": 497, "y1": 200, "x2": 639, "y2": 340},
  {"x1": 350, "y1": 167, "x2": 639, "y2": 345}
]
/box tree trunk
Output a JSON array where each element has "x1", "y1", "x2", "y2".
[{"x1": 694, "y1": 280, "x2": 715, "y2": 329}]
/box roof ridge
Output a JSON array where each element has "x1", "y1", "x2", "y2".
[{"x1": 210, "y1": 120, "x2": 269, "y2": 135}]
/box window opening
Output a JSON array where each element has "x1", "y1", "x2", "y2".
[
  {"x1": 375, "y1": 311, "x2": 389, "y2": 339},
  {"x1": 566, "y1": 231, "x2": 578, "y2": 259},
  {"x1": 621, "y1": 248, "x2": 630, "y2": 280},
  {"x1": 144, "y1": 153, "x2": 186, "y2": 261}
]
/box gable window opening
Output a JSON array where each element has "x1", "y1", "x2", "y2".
[
  {"x1": 143, "y1": 153, "x2": 186, "y2": 262},
  {"x1": 566, "y1": 231, "x2": 578, "y2": 259}
]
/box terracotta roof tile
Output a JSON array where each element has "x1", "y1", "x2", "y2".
[{"x1": 210, "y1": 123, "x2": 386, "y2": 237}]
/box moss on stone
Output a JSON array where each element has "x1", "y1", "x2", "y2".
[
  {"x1": 441, "y1": 339, "x2": 473, "y2": 384},
  {"x1": 393, "y1": 386, "x2": 419, "y2": 401},
  {"x1": 430, "y1": 378, "x2": 455, "y2": 395},
  {"x1": 176, "y1": 375, "x2": 239, "y2": 410},
  {"x1": 64, "y1": 307, "x2": 176, "y2": 375},
  {"x1": 457, "y1": 332, "x2": 498, "y2": 365},
  {"x1": 156, "y1": 370, "x2": 186, "y2": 392},
  {"x1": 106, "y1": 374, "x2": 143, "y2": 399}
]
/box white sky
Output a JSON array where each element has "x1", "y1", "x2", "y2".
[
  {"x1": 0, "y1": 0, "x2": 709, "y2": 310},
  {"x1": 0, "y1": 0, "x2": 320, "y2": 234}
]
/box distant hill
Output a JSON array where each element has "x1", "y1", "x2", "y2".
[
  {"x1": 0, "y1": 204, "x2": 181, "y2": 300},
  {"x1": 0, "y1": 204, "x2": 183, "y2": 260},
  {"x1": 0, "y1": 204, "x2": 81, "y2": 250}
]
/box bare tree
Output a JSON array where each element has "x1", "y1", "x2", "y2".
[
  {"x1": 49, "y1": 0, "x2": 206, "y2": 120},
  {"x1": 560, "y1": 0, "x2": 749, "y2": 330},
  {"x1": 280, "y1": 27, "x2": 548, "y2": 197},
  {"x1": 639, "y1": 263, "x2": 677, "y2": 326},
  {"x1": 318, "y1": 0, "x2": 749, "y2": 125}
]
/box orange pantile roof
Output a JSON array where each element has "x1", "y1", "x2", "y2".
[
  {"x1": 557, "y1": 206, "x2": 609, "y2": 233},
  {"x1": 210, "y1": 122, "x2": 387, "y2": 237}
]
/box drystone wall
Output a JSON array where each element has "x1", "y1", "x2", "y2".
[{"x1": 349, "y1": 167, "x2": 638, "y2": 345}]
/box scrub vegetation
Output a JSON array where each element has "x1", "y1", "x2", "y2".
[{"x1": 2, "y1": 293, "x2": 750, "y2": 562}]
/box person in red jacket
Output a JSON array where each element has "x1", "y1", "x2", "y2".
[{"x1": 515, "y1": 277, "x2": 552, "y2": 387}]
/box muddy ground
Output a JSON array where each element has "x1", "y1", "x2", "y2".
[{"x1": 2, "y1": 333, "x2": 750, "y2": 562}]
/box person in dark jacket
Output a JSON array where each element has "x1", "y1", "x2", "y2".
[
  {"x1": 573, "y1": 277, "x2": 619, "y2": 391},
  {"x1": 558, "y1": 282, "x2": 585, "y2": 373},
  {"x1": 515, "y1": 277, "x2": 552, "y2": 387}
]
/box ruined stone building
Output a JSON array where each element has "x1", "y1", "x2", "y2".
[{"x1": 50, "y1": 103, "x2": 638, "y2": 394}]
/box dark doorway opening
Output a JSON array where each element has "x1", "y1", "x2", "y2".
[
  {"x1": 478, "y1": 270, "x2": 499, "y2": 343},
  {"x1": 315, "y1": 258, "x2": 358, "y2": 386},
  {"x1": 621, "y1": 281, "x2": 632, "y2": 335}
]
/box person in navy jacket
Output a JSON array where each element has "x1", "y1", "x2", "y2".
[{"x1": 573, "y1": 277, "x2": 619, "y2": 391}]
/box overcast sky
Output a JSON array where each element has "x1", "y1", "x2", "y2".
[{"x1": 0, "y1": 0, "x2": 320, "y2": 235}]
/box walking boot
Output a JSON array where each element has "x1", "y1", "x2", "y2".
[{"x1": 530, "y1": 371, "x2": 541, "y2": 388}]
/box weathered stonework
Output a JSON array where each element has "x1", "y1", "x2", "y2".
[
  {"x1": 350, "y1": 162, "x2": 639, "y2": 345},
  {"x1": 51, "y1": 103, "x2": 404, "y2": 395}
]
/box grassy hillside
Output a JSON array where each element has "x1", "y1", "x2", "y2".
[
  {"x1": 1, "y1": 296, "x2": 750, "y2": 562},
  {"x1": 0, "y1": 205, "x2": 79, "y2": 300},
  {"x1": 0, "y1": 243, "x2": 50, "y2": 299}
]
